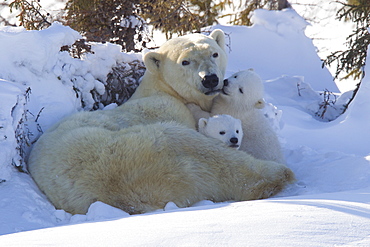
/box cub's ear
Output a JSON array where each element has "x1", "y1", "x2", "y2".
[
  {"x1": 144, "y1": 51, "x2": 163, "y2": 74},
  {"x1": 254, "y1": 99, "x2": 266, "y2": 109},
  {"x1": 209, "y1": 29, "x2": 225, "y2": 51},
  {"x1": 198, "y1": 118, "x2": 208, "y2": 130}
]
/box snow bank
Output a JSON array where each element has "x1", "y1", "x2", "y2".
[
  {"x1": 0, "y1": 22, "x2": 143, "y2": 234},
  {"x1": 2, "y1": 188, "x2": 370, "y2": 246},
  {"x1": 0, "y1": 80, "x2": 24, "y2": 181},
  {"x1": 276, "y1": 47, "x2": 370, "y2": 156},
  {"x1": 0, "y1": 22, "x2": 142, "y2": 173},
  {"x1": 0, "y1": 23, "x2": 81, "y2": 132},
  {"x1": 0, "y1": 23, "x2": 141, "y2": 132},
  {"x1": 216, "y1": 8, "x2": 339, "y2": 93}
]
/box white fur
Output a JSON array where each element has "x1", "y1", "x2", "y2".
[
  {"x1": 199, "y1": 114, "x2": 243, "y2": 149},
  {"x1": 211, "y1": 69, "x2": 285, "y2": 163}
]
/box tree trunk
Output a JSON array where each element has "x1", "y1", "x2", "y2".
[{"x1": 278, "y1": 0, "x2": 291, "y2": 10}]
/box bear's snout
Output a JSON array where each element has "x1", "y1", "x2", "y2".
[
  {"x1": 230, "y1": 137, "x2": 238, "y2": 144},
  {"x1": 223, "y1": 79, "x2": 229, "y2": 87},
  {"x1": 202, "y1": 74, "x2": 219, "y2": 89},
  {"x1": 229, "y1": 137, "x2": 240, "y2": 149}
]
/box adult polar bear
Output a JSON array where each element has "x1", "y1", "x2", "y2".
[{"x1": 28, "y1": 30, "x2": 294, "y2": 215}]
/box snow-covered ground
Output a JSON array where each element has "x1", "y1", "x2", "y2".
[{"x1": 0, "y1": 7, "x2": 369, "y2": 246}]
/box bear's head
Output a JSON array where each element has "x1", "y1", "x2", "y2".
[
  {"x1": 198, "y1": 114, "x2": 243, "y2": 149},
  {"x1": 144, "y1": 29, "x2": 227, "y2": 111},
  {"x1": 219, "y1": 69, "x2": 265, "y2": 110}
]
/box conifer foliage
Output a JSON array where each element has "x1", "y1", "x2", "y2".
[
  {"x1": 5, "y1": 0, "x2": 292, "y2": 51},
  {"x1": 324, "y1": 0, "x2": 370, "y2": 108},
  {"x1": 7, "y1": 0, "x2": 52, "y2": 30},
  {"x1": 324, "y1": 0, "x2": 370, "y2": 80},
  {"x1": 64, "y1": 0, "x2": 150, "y2": 52}
]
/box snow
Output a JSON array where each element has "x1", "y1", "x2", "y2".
[
  {"x1": 2, "y1": 189, "x2": 370, "y2": 246},
  {"x1": 0, "y1": 80, "x2": 24, "y2": 180},
  {"x1": 290, "y1": 0, "x2": 358, "y2": 93},
  {"x1": 220, "y1": 8, "x2": 339, "y2": 93},
  {"x1": 1, "y1": 7, "x2": 370, "y2": 246}
]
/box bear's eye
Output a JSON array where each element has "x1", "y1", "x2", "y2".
[
  {"x1": 212, "y1": 52, "x2": 219, "y2": 58},
  {"x1": 219, "y1": 131, "x2": 226, "y2": 135},
  {"x1": 236, "y1": 130, "x2": 239, "y2": 134},
  {"x1": 239, "y1": 88, "x2": 244, "y2": 94},
  {"x1": 234, "y1": 75, "x2": 238, "y2": 78},
  {"x1": 182, "y1": 60, "x2": 190, "y2": 66}
]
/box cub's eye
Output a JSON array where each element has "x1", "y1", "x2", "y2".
[
  {"x1": 239, "y1": 88, "x2": 244, "y2": 94},
  {"x1": 236, "y1": 130, "x2": 239, "y2": 134},
  {"x1": 212, "y1": 52, "x2": 219, "y2": 58},
  {"x1": 219, "y1": 131, "x2": 226, "y2": 135},
  {"x1": 234, "y1": 75, "x2": 238, "y2": 78},
  {"x1": 182, "y1": 60, "x2": 190, "y2": 66}
]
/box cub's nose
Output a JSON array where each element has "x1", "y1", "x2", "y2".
[
  {"x1": 223, "y1": 79, "x2": 229, "y2": 87},
  {"x1": 202, "y1": 74, "x2": 219, "y2": 88},
  {"x1": 230, "y1": 137, "x2": 238, "y2": 144}
]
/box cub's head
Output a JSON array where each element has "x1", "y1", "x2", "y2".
[
  {"x1": 198, "y1": 114, "x2": 243, "y2": 149},
  {"x1": 220, "y1": 69, "x2": 265, "y2": 109},
  {"x1": 144, "y1": 29, "x2": 227, "y2": 110}
]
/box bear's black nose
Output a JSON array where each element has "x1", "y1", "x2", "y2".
[
  {"x1": 223, "y1": 79, "x2": 228, "y2": 87},
  {"x1": 202, "y1": 74, "x2": 219, "y2": 88},
  {"x1": 230, "y1": 137, "x2": 238, "y2": 144}
]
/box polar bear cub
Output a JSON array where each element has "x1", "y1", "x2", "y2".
[
  {"x1": 198, "y1": 114, "x2": 243, "y2": 149},
  {"x1": 211, "y1": 69, "x2": 285, "y2": 163}
]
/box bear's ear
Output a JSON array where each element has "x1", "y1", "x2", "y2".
[
  {"x1": 209, "y1": 29, "x2": 225, "y2": 51},
  {"x1": 198, "y1": 118, "x2": 208, "y2": 129},
  {"x1": 254, "y1": 99, "x2": 266, "y2": 109},
  {"x1": 144, "y1": 51, "x2": 163, "y2": 74}
]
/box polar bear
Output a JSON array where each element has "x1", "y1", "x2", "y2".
[
  {"x1": 212, "y1": 69, "x2": 285, "y2": 163},
  {"x1": 198, "y1": 114, "x2": 243, "y2": 149},
  {"x1": 28, "y1": 30, "x2": 294, "y2": 215}
]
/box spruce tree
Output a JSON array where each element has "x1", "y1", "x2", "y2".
[
  {"x1": 324, "y1": 0, "x2": 370, "y2": 110},
  {"x1": 64, "y1": 0, "x2": 150, "y2": 52},
  {"x1": 325, "y1": 0, "x2": 370, "y2": 80},
  {"x1": 6, "y1": 0, "x2": 51, "y2": 30}
]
